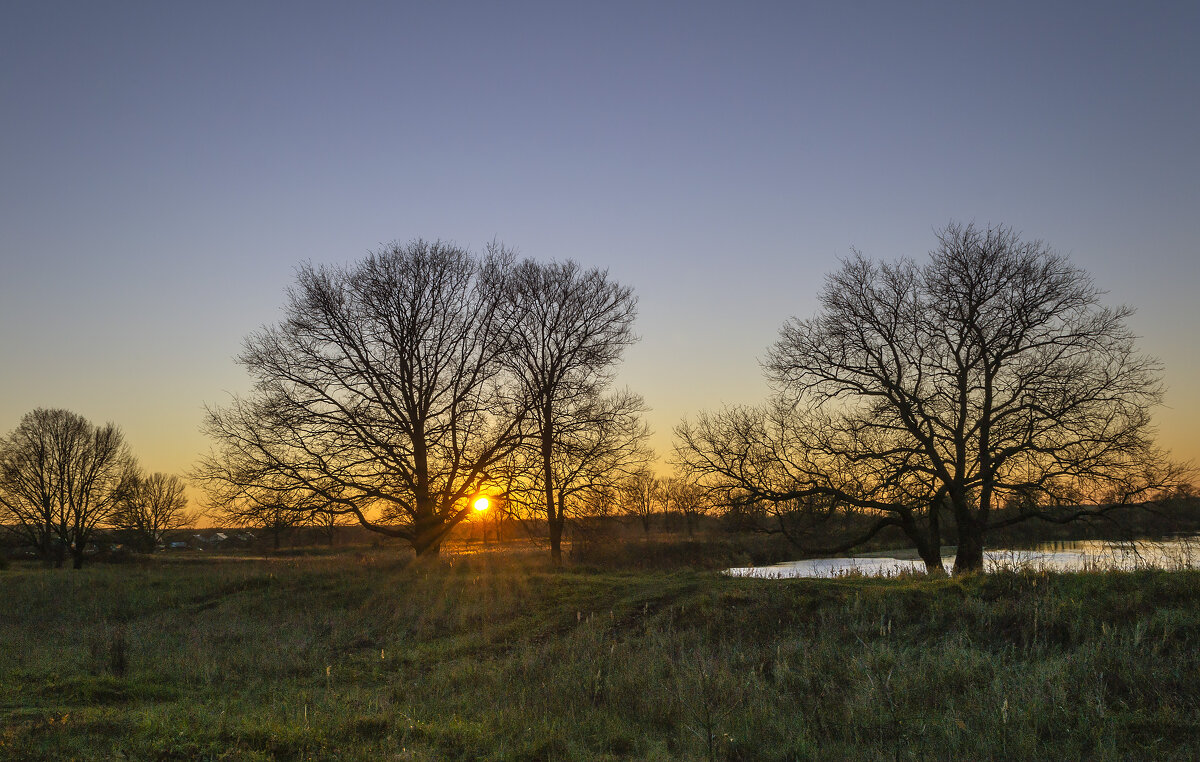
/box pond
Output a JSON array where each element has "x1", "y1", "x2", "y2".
[{"x1": 726, "y1": 536, "x2": 1200, "y2": 578}]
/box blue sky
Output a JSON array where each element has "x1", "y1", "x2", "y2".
[{"x1": 2, "y1": 1, "x2": 1197, "y2": 477}]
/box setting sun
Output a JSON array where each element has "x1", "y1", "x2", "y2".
[{"x1": 473, "y1": 496, "x2": 489, "y2": 512}]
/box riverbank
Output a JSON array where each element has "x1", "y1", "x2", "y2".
[
  {"x1": 567, "y1": 496, "x2": 1200, "y2": 572},
  {"x1": 3, "y1": 551, "x2": 1199, "y2": 759},
  {"x1": 729, "y1": 536, "x2": 1200, "y2": 578}
]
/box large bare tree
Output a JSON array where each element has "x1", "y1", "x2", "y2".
[
  {"x1": 0, "y1": 409, "x2": 136, "y2": 568},
  {"x1": 199, "y1": 241, "x2": 526, "y2": 556},
  {"x1": 495, "y1": 259, "x2": 643, "y2": 564},
  {"x1": 678, "y1": 223, "x2": 1179, "y2": 574}
]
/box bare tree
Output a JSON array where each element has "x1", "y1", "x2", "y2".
[
  {"x1": 495, "y1": 259, "x2": 642, "y2": 564},
  {"x1": 199, "y1": 241, "x2": 526, "y2": 557},
  {"x1": 0, "y1": 411, "x2": 58, "y2": 565},
  {"x1": 111, "y1": 472, "x2": 191, "y2": 552},
  {"x1": 664, "y1": 474, "x2": 711, "y2": 537},
  {"x1": 678, "y1": 400, "x2": 951, "y2": 568},
  {"x1": 620, "y1": 466, "x2": 664, "y2": 535},
  {"x1": 502, "y1": 389, "x2": 650, "y2": 551},
  {"x1": 0, "y1": 409, "x2": 136, "y2": 568},
  {"x1": 309, "y1": 504, "x2": 355, "y2": 546},
  {"x1": 203, "y1": 474, "x2": 322, "y2": 550},
  {"x1": 678, "y1": 223, "x2": 1180, "y2": 574}
]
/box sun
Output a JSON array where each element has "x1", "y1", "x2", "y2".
[{"x1": 473, "y1": 496, "x2": 490, "y2": 512}]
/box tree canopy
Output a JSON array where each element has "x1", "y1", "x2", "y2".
[
  {"x1": 0, "y1": 408, "x2": 136, "y2": 568},
  {"x1": 198, "y1": 241, "x2": 528, "y2": 555},
  {"x1": 495, "y1": 258, "x2": 645, "y2": 564},
  {"x1": 677, "y1": 223, "x2": 1181, "y2": 573},
  {"x1": 198, "y1": 241, "x2": 646, "y2": 558}
]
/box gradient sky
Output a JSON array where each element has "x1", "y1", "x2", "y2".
[{"x1": 2, "y1": 1, "x2": 1198, "y2": 484}]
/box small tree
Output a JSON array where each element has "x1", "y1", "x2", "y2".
[
  {"x1": 309, "y1": 505, "x2": 354, "y2": 546},
  {"x1": 111, "y1": 472, "x2": 191, "y2": 552},
  {"x1": 0, "y1": 409, "x2": 136, "y2": 568},
  {"x1": 620, "y1": 466, "x2": 664, "y2": 535},
  {"x1": 491, "y1": 391, "x2": 649, "y2": 553},
  {"x1": 192, "y1": 455, "x2": 331, "y2": 551},
  {"x1": 216, "y1": 487, "x2": 317, "y2": 551},
  {"x1": 665, "y1": 475, "x2": 711, "y2": 537}
]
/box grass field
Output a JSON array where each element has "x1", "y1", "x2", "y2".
[{"x1": 2, "y1": 546, "x2": 1199, "y2": 760}]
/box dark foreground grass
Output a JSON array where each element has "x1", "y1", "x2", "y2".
[{"x1": 2, "y1": 550, "x2": 1199, "y2": 760}]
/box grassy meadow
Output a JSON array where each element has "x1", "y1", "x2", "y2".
[{"x1": 2, "y1": 545, "x2": 1200, "y2": 760}]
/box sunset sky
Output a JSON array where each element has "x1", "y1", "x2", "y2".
[{"x1": 2, "y1": 1, "x2": 1198, "y2": 483}]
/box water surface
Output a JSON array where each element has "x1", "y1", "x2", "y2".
[{"x1": 726, "y1": 537, "x2": 1200, "y2": 578}]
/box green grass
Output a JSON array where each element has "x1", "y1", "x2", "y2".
[{"x1": 2, "y1": 548, "x2": 1199, "y2": 760}]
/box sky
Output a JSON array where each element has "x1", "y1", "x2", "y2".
[{"x1": 2, "y1": 1, "x2": 1198, "y2": 484}]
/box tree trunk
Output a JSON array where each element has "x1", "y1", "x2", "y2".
[
  {"x1": 549, "y1": 517, "x2": 563, "y2": 566},
  {"x1": 918, "y1": 545, "x2": 945, "y2": 576},
  {"x1": 413, "y1": 532, "x2": 442, "y2": 557},
  {"x1": 920, "y1": 502, "x2": 945, "y2": 575},
  {"x1": 412, "y1": 511, "x2": 443, "y2": 557},
  {"x1": 900, "y1": 510, "x2": 944, "y2": 575},
  {"x1": 549, "y1": 492, "x2": 565, "y2": 567},
  {"x1": 541, "y1": 402, "x2": 562, "y2": 566},
  {"x1": 953, "y1": 519, "x2": 985, "y2": 574},
  {"x1": 71, "y1": 549, "x2": 84, "y2": 570},
  {"x1": 410, "y1": 427, "x2": 441, "y2": 559}
]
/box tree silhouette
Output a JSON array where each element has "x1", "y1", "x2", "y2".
[
  {"x1": 494, "y1": 259, "x2": 643, "y2": 564},
  {"x1": 678, "y1": 223, "x2": 1181, "y2": 573},
  {"x1": 111, "y1": 472, "x2": 191, "y2": 552},
  {"x1": 200, "y1": 241, "x2": 525, "y2": 557},
  {"x1": 0, "y1": 409, "x2": 135, "y2": 568}
]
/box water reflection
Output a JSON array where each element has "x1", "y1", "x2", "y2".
[{"x1": 726, "y1": 536, "x2": 1200, "y2": 578}]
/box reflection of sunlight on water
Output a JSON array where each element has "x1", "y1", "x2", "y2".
[{"x1": 726, "y1": 536, "x2": 1200, "y2": 578}]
